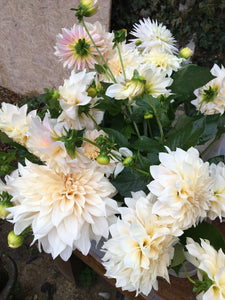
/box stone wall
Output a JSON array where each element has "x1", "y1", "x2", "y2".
[{"x1": 0, "y1": 0, "x2": 111, "y2": 95}]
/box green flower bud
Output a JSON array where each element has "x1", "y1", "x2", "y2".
[
  {"x1": 97, "y1": 154, "x2": 110, "y2": 165},
  {"x1": 79, "y1": 0, "x2": 98, "y2": 17},
  {"x1": 52, "y1": 90, "x2": 60, "y2": 100},
  {"x1": 0, "y1": 201, "x2": 12, "y2": 219},
  {"x1": 8, "y1": 231, "x2": 24, "y2": 249},
  {"x1": 144, "y1": 111, "x2": 154, "y2": 119},
  {"x1": 87, "y1": 87, "x2": 97, "y2": 98},
  {"x1": 179, "y1": 47, "x2": 193, "y2": 59},
  {"x1": 123, "y1": 156, "x2": 133, "y2": 167},
  {"x1": 135, "y1": 40, "x2": 142, "y2": 47}
]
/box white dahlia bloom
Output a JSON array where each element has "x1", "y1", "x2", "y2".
[
  {"x1": 6, "y1": 160, "x2": 118, "y2": 261},
  {"x1": 185, "y1": 238, "x2": 225, "y2": 300},
  {"x1": 141, "y1": 49, "x2": 183, "y2": 76},
  {"x1": 102, "y1": 191, "x2": 178, "y2": 296},
  {"x1": 27, "y1": 114, "x2": 84, "y2": 174},
  {"x1": 57, "y1": 69, "x2": 99, "y2": 130},
  {"x1": 106, "y1": 65, "x2": 172, "y2": 101},
  {"x1": 130, "y1": 18, "x2": 178, "y2": 54},
  {"x1": 81, "y1": 129, "x2": 117, "y2": 176},
  {"x1": 106, "y1": 42, "x2": 141, "y2": 79},
  {"x1": 191, "y1": 64, "x2": 225, "y2": 115},
  {"x1": 208, "y1": 162, "x2": 225, "y2": 221},
  {"x1": 148, "y1": 147, "x2": 214, "y2": 230},
  {"x1": 0, "y1": 103, "x2": 36, "y2": 146}
]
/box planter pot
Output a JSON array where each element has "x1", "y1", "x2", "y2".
[{"x1": 0, "y1": 253, "x2": 17, "y2": 300}]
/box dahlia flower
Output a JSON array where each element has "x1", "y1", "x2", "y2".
[
  {"x1": 57, "y1": 69, "x2": 104, "y2": 130},
  {"x1": 6, "y1": 160, "x2": 118, "y2": 260},
  {"x1": 55, "y1": 21, "x2": 112, "y2": 71},
  {"x1": 102, "y1": 191, "x2": 178, "y2": 296},
  {"x1": 148, "y1": 147, "x2": 214, "y2": 230},
  {"x1": 130, "y1": 18, "x2": 178, "y2": 54},
  {"x1": 106, "y1": 42, "x2": 141, "y2": 79},
  {"x1": 141, "y1": 49, "x2": 183, "y2": 76},
  {"x1": 208, "y1": 162, "x2": 225, "y2": 221},
  {"x1": 81, "y1": 129, "x2": 117, "y2": 176},
  {"x1": 27, "y1": 114, "x2": 85, "y2": 174},
  {"x1": 191, "y1": 64, "x2": 225, "y2": 115},
  {"x1": 0, "y1": 103, "x2": 36, "y2": 146},
  {"x1": 106, "y1": 65, "x2": 172, "y2": 100},
  {"x1": 185, "y1": 238, "x2": 225, "y2": 300}
]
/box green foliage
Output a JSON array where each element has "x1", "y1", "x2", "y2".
[
  {"x1": 111, "y1": 0, "x2": 225, "y2": 67},
  {"x1": 78, "y1": 266, "x2": 97, "y2": 286}
]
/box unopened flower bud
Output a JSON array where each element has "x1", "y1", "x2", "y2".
[
  {"x1": 79, "y1": 0, "x2": 98, "y2": 17},
  {"x1": 123, "y1": 156, "x2": 133, "y2": 167},
  {"x1": 144, "y1": 111, "x2": 154, "y2": 119},
  {"x1": 52, "y1": 90, "x2": 60, "y2": 100},
  {"x1": 135, "y1": 40, "x2": 142, "y2": 47},
  {"x1": 179, "y1": 47, "x2": 193, "y2": 59},
  {"x1": 8, "y1": 231, "x2": 24, "y2": 249},
  {"x1": 87, "y1": 87, "x2": 97, "y2": 98},
  {"x1": 0, "y1": 201, "x2": 12, "y2": 219},
  {"x1": 97, "y1": 154, "x2": 110, "y2": 165}
]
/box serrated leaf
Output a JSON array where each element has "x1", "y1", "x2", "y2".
[
  {"x1": 103, "y1": 128, "x2": 129, "y2": 147},
  {"x1": 166, "y1": 117, "x2": 206, "y2": 150},
  {"x1": 171, "y1": 64, "x2": 215, "y2": 104},
  {"x1": 111, "y1": 168, "x2": 149, "y2": 197}
]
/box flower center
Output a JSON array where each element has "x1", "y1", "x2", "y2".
[
  {"x1": 201, "y1": 84, "x2": 219, "y2": 103},
  {"x1": 74, "y1": 38, "x2": 90, "y2": 57}
]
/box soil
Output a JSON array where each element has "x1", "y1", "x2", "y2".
[{"x1": 0, "y1": 87, "x2": 120, "y2": 300}]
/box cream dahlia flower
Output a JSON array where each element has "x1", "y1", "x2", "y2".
[
  {"x1": 6, "y1": 160, "x2": 118, "y2": 261},
  {"x1": 55, "y1": 21, "x2": 113, "y2": 71},
  {"x1": 81, "y1": 129, "x2": 117, "y2": 176},
  {"x1": 102, "y1": 191, "x2": 178, "y2": 296},
  {"x1": 141, "y1": 49, "x2": 183, "y2": 76},
  {"x1": 191, "y1": 64, "x2": 225, "y2": 115},
  {"x1": 27, "y1": 114, "x2": 84, "y2": 174},
  {"x1": 0, "y1": 103, "x2": 36, "y2": 146},
  {"x1": 208, "y1": 162, "x2": 225, "y2": 221},
  {"x1": 57, "y1": 69, "x2": 103, "y2": 130},
  {"x1": 148, "y1": 147, "x2": 214, "y2": 230},
  {"x1": 106, "y1": 42, "x2": 141, "y2": 79},
  {"x1": 106, "y1": 65, "x2": 172, "y2": 100},
  {"x1": 130, "y1": 18, "x2": 178, "y2": 54},
  {"x1": 185, "y1": 238, "x2": 225, "y2": 300}
]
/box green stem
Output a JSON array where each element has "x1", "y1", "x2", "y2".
[
  {"x1": 134, "y1": 167, "x2": 150, "y2": 177},
  {"x1": 87, "y1": 50, "x2": 111, "y2": 81},
  {"x1": 200, "y1": 134, "x2": 221, "y2": 158},
  {"x1": 81, "y1": 19, "x2": 117, "y2": 83},
  {"x1": 147, "y1": 119, "x2": 153, "y2": 138},
  {"x1": 86, "y1": 112, "x2": 101, "y2": 130},
  {"x1": 80, "y1": 137, "x2": 100, "y2": 148},
  {"x1": 116, "y1": 43, "x2": 126, "y2": 80},
  {"x1": 127, "y1": 103, "x2": 141, "y2": 138},
  {"x1": 146, "y1": 92, "x2": 164, "y2": 142},
  {"x1": 182, "y1": 263, "x2": 196, "y2": 284}
]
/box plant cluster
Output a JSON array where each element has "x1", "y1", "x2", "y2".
[
  {"x1": 0, "y1": 0, "x2": 225, "y2": 298},
  {"x1": 111, "y1": 0, "x2": 225, "y2": 67}
]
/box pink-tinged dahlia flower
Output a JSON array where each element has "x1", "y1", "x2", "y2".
[{"x1": 55, "y1": 21, "x2": 112, "y2": 71}]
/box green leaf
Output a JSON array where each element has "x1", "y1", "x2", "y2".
[
  {"x1": 95, "y1": 97, "x2": 123, "y2": 116},
  {"x1": 170, "y1": 243, "x2": 186, "y2": 268},
  {"x1": 111, "y1": 168, "x2": 149, "y2": 197},
  {"x1": 131, "y1": 136, "x2": 164, "y2": 153},
  {"x1": 166, "y1": 116, "x2": 206, "y2": 150},
  {"x1": 171, "y1": 64, "x2": 215, "y2": 104},
  {"x1": 198, "y1": 114, "x2": 220, "y2": 144},
  {"x1": 180, "y1": 221, "x2": 225, "y2": 253},
  {"x1": 0, "y1": 131, "x2": 13, "y2": 144},
  {"x1": 103, "y1": 128, "x2": 129, "y2": 147},
  {"x1": 95, "y1": 64, "x2": 106, "y2": 74}
]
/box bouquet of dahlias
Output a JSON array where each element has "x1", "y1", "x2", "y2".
[{"x1": 1, "y1": 0, "x2": 225, "y2": 298}]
